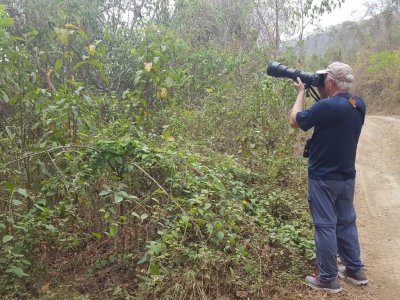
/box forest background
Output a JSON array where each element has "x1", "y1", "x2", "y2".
[{"x1": 0, "y1": 0, "x2": 399, "y2": 299}]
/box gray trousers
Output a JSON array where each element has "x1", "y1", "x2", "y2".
[{"x1": 308, "y1": 178, "x2": 364, "y2": 282}]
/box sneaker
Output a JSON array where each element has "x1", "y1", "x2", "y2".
[
  {"x1": 338, "y1": 265, "x2": 368, "y2": 285},
  {"x1": 305, "y1": 275, "x2": 342, "y2": 293}
]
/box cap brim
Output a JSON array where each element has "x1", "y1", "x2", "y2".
[{"x1": 316, "y1": 69, "x2": 328, "y2": 74}]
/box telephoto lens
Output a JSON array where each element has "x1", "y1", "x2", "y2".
[{"x1": 266, "y1": 61, "x2": 325, "y2": 88}]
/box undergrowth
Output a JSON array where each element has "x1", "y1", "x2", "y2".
[
  {"x1": 1, "y1": 134, "x2": 313, "y2": 299},
  {"x1": 0, "y1": 10, "x2": 315, "y2": 298}
]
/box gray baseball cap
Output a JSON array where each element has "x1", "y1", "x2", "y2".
[{"x1": 316, "y1": 61, "x2": 354, "y2": 83}]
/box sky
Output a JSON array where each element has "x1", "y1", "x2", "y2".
[{"x1": 317, "y1": 0, "x2": 368, "y2": 28}]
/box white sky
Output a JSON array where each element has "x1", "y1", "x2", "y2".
[{"x1": 318, "y1": 0, "x2": 368, "y2": 28}]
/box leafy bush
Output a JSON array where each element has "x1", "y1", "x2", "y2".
[
  {"x1": 0, "y1": 5, "x2": 314, "y2": 299},
  {"x1": 353, "y1": 50, "x2": 400, "y2": 114}
]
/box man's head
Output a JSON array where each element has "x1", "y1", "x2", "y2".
[{"x1": 316, "y1": 62, "x2": 354, "y2": 97}]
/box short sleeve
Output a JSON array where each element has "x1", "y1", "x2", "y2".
[{"x1": 296, "y1": 102, "x2": 325, "y2": 131}]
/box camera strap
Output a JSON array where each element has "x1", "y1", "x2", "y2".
[
  {"x1": 307, "y1": 87, "x2": 321, "y2": 101},
  {"x1": 340, "y1": 94, "x2": 365, "y2": 124},
  {"x1": 348, "y1": 95, "x2": 358, "y2": 108},
  {"x1": 347, "y1": 94, "x2": 365, "y2": 123}
]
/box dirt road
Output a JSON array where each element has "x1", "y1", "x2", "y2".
[
  {"x1": 319, "y1": 115, "x2": 400, "y2": 299},
  {"x1": 354, "y1": 115, "x2": 400, "y2": 299},
  {"x1": 304, "y1": 115, "x2": 400, "y2": 299}
]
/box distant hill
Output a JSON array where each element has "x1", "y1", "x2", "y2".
[{"x1": 301, "y1": 11, "x2": 400, "y2": 63}]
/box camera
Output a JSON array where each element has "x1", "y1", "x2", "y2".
[
  {"x1": 303, "y1": 138, "x2": 311, "y2": 158},
  {"x1": 266, "y1": 61, "x2": 325, "y2": 88}
]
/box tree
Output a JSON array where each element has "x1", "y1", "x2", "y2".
[
  {"x1": 252, "y1": 0, "x2": 290, "y2": 56},
  {"x1": 251, "y1": 0, "x2": 345, "y2": 62},
  {"x1": 173, "y1": 0, "x2": 257, "y2": 50},
  {"x1": 289, "y1": 0, "x2": 345, "y2": 63},
  {"x1": 363, "y1": 0, "x2": 400, "y2": 49}
]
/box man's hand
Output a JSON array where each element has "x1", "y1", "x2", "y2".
[
  {"x1": 289, "y1": 77, "x2": 306, "y2": 128},
  {"x1": 293, "y1": 77, "x2": 305, "y2": 94}
]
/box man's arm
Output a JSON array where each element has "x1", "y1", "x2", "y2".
[{"x1": 289, "y1": 77, "x2": 305, "y2": 128}]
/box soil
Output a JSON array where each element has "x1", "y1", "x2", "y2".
[
  {"x1": 354, "y1": 115, "x2": 400, "y2": 299},
  {"x1": 301, "y1": 115, "x2": 400, "y2": 300}
]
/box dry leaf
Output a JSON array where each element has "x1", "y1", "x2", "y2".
[
  {"x1": 65, "y1": 23, "x2": 78, "y2": 30},
  {"x1": 167, "y1": 136, "x2": 175, "y2": 142},
  {"x1": 88, "y1": 44, "x2": 96, "y2": 55},
  {"x1": 156, "y1": 88, "x2": 168, "y2": 99},
  {"x1": 236, "y1": 290, "x2": 249, "y2": 298},
  {"x1": 41, "y1": 282, "x2": 50, "y2": 294},
  {"x1": 144, "y1": 62, "x2": 153, "y2": 72}
]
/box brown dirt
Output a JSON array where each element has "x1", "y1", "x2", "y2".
[
  {"x1": 354, "y1": 115, "x2": 400, "y2": 300},
  {"x1": 298, "y1": 115, "x2": 400, "y2": 300}
]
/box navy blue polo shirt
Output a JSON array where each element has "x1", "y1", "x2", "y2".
[{"x1": 296, "y1": 93, "x2": 366, "y2": 180}]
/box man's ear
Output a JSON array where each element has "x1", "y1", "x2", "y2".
[{"x1": 330, "y1": 78, "x2": 337, "y2": 88}]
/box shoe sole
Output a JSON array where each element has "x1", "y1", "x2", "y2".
[
  {"x1": 306, "y1": 282, "x2": 342, "y2": 293},
  {"x1": 338, "y1": 271, "x2": 369, "y2": 285}
]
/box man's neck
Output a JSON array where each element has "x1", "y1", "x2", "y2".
[{"x1": 330, "y1": 89, "x2": 348, "y2": 97}]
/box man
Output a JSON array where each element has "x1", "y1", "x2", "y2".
[{"x1": 289, "y1": 62, "x2": 368, "y2": 293}]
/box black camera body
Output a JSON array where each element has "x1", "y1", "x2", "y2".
[
  {"x1": 303, "y1": 138, "x2": 311, "y2": 158},
  {"x1": 266, "y1": 61, "x2": 325, "y2": 89}
]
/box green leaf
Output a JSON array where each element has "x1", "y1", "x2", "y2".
[
  {"x1": 2, "y1": 235, "x2": 14, "y2": 244},
  {"x1": 140, "y1": 213, "x2": 148, "y2": 220},
  {"x1": 109, "y1": 224, "x2": 118, "y2": 237},
  {"x1": 217, "y1": 231, "x2": 225, "y2": 241},
  {"x1": 55, "y1": 28, "x2": 69, "y2": 45},
  {"x1": 0, "y1": 18, "x2": 13, "y2": 27},
  {"x1": 5, "y1": 127, "x2": 15, "y2": 141},
  {"x1": 83, "y1": 95, "x2": 93, "y2": 105},
  {"x1": 16, "y1": 188, "x2": 29, "y2": 198},
  {"x1": 214, "y1": 181, "x2": 227, "y2": 192},
  {"x1": 131, "y1": 212, "x2": 140, "y2": 219},
  {"x1": 122, "y1": 89, "x2": 130, "y2": 99},
  {"x1": 73, "y1": 238, "x2": 79, "y2": 247},
  {"x1": 149, "y1": 262, "x2": 160, "y2": 275},
  {"x1": 34, "y1": 204, "x2": 45, "y2": 212},
  {"x1": 137, "y1": 255, "x2": 148, "y2": 264},
  {"x1": 244, "y1": 263, "x2": 255, "y2": 273},
  {"x1": 92, "y1": 232, "x2": 102, "y2": 240},
  {"x1": 147, "y1": 241, "x2": 162, "y2": 255},
  {"x1": 12, "y1": 199, "x2": 23, "y2": 206},
  {"x1": 165, "y1": 77, "x2": 174, "y2": 88},
  {"x1": 114, "y1": 193, "x2": 124, "y2": 203},
  {"x1": 6, "y1": 266, "x2": 29, "y2": 278},
  {"x1": 4, "y1": 181, "x2": 15, "y2": 192},
  {"x1": 45, "y1": 224, "x2": 55, "y2": 231},
  {"x1": 2, "y1": 91, "x2": 9, "y2": 103},
  {"x1": 0, "y1": 223, "x2": 5, "y2": 231},
  {"x1": 99, "y1": 190, "x2": 111, "y2": 196},
  {"x1": 54, "y1": 59, "x2": 63, "y2": 73},
  {"x1": 181, "y1": 215, "x2": 189, "y2": 224}
]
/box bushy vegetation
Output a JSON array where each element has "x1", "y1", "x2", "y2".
[
  {"x1": 0, "y1": 3, "x2": 316, "y2": 299},
  {"x1": 353, "y1": 49, "x2": 400, "y2": 114}
]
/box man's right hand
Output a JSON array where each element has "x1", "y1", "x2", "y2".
[
  {"x1": 290, "y1": 77, "x2": 306, "y2": 128},
  {"x1": 294, "y1": 77, "x2": 305, "y2": 94}
]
